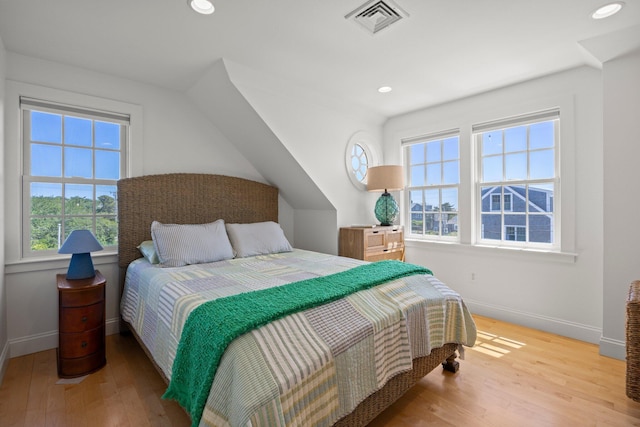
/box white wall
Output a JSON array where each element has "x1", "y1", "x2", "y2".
[
  {"x1": 0, "y1": 34, "x2": 8, "y2": 383},
  {"x1": 3, "y1": 53, "x2": 269, "y2": 357},
  {"x1": 384, "y1": 66, "x2": 605, "y2": 345},
  {"x1": 602, "y1": 50, "x2": 640, "y2": 359},
  {"x1": 226, "y1": 61, "x2": 387, "y2": 239}
]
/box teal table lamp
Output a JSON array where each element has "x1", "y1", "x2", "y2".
[
  {"x1": 367, "y1": 165, "x2": 405, "y2": 226},
  {"x1": 58, "y1": 230, "x2": 104, "y2": 279}
]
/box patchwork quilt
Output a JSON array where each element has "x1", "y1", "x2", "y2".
[{"x1": 120, "y1": 249, "x2": 476, "y2": 427}]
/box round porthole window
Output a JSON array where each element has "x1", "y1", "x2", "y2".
[
  {"x1": 351, "y1": 143, "x2": 368, "y2": 182},
  {"x1": 345, "y1": 131, "x2": 377, "y2": 191}
]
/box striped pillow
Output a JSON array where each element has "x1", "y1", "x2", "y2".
[
  {"x1": 151, "y1": 220, "x2": 234, "y2": 267},
  {"x1": 225, "y1": 221, "x2": 292, "y2": 258}
]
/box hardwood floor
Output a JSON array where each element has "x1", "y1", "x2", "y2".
[{"x1": 1, "y1": 315, "x2": 639, "y2": 426}]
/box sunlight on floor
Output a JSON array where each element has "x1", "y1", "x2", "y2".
[{"x1": 470, "y1": 330, "x2": 526, "y2": 358}]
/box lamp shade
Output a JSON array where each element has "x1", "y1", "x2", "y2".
[
  {"x1": 366, "y1": 165, "x2": 404, "y2": 192},
  {"x1": 366, "y1": 165, "x2": 405, "y2": 226},
  {"x1": 59, "y1": 230, "x2": 103, "y2": 279}
]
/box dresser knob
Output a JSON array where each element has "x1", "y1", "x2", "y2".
[
  {"x1": 81, "y1": 316, "x2": 88, "y2": 322},
  {"x1": 81, "y1": 341, "x2": 88, "y2": 348}
]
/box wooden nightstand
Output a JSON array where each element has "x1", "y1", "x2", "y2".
[
  {"x1": 57, "y1": 270, "x2": 106, "y2": 378},
  {"x1": 339, "y1": 226, "x2": 405, "y2": 262}
]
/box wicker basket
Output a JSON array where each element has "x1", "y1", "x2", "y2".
[{"x1": 627, "y1": 280, "x2": 640, "y2": 401}]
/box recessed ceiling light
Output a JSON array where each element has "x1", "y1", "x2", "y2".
[
  {"x1": 591, "y1": 2, "x2": 624, "y2": 19},
  {"x1": 378, "y1": 86, "x2": 393, "y2": 93},
  {"x1": 189, "y1": 0, "x2": 215, "y2": 15}
]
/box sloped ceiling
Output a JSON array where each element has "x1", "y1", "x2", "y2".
[
  {"x1": 187, "y1": 59, "x2": 334, "y2": 211},
  {"x1": 0, "y1": 1, "x2": 639, "y2": 117}
]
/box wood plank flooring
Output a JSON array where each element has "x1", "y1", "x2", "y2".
[{"x1": 1, "y1": 315, "x2": 639, "y2": 426}]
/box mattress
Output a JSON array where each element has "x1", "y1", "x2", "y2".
[{"x1": 120, "y1": 249, "x2": 476, "y2": 426}]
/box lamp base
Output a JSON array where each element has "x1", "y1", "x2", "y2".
[
  {"x1": 374, "y1": 192, "x2": 399, "y2": 226},
  {"x1": 66, "y1": 253, "x2": 96, "y2": 280}
]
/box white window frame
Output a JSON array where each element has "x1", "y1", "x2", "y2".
[
  {"x1": 473, "y1": 109, "x2": 560, "y2": 250},
  {"x1": 402, "y1": 129, "x2": 460, "y2": 241},
  {"x1": 20, "y1": 97, "x2": 129, "y2": 258},
  {"x1": 345, "y1": 131, "x2": 377, "y2": 191}
]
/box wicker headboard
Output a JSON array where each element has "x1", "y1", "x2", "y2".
[{"x1": 117, "y1": 173, "x2": 278, "y2": 288}]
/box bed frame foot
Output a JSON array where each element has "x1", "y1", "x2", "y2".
[{"x1": 442, "y1": 352, "x2": 459, "y2": 373}]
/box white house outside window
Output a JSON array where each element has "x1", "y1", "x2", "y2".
[
  {"x1": 474, "y1": 109, "x2": 559, "y2": 248},
  {"x1": 21, "y1": 97, "x2": 129, "y2": 257},
  {"x1": 403, "y1": 131, "x2": 460, "y2": 240}
]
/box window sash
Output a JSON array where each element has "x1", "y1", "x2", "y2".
[
  {"x1": 21, "y1": 99, "x2": 128, "y2": 257},
  {"x1": 404, "y1": 131, "x2": 460, "y2": 241},
  {"x1": 474, "y1": 114, "x2": 559, "y2": 249}
]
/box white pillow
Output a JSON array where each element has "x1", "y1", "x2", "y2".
[
  {"x1": 225, "y1": 221, "x2": 292, "y2": 258},
  {"x1": 151, "y1": 220, "x2": 234, "y2": 267}
]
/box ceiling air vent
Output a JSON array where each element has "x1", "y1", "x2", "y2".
[{"x1": 345, "y1": 0, "x2": 409, "y2": 34}]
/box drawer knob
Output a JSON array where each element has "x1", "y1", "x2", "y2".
[
  {"x1": 81, "y1": 316, "x2": 88, "y2": 323},
  {"x1": 81, "y1": 341, "x2": 88, "y2": 348}
]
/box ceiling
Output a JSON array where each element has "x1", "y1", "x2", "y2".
[{"x1": 0, "y1": 0, "x2": 639, "y2": 117}]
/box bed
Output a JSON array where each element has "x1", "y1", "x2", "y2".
[{"x1": 117, "y1": 173, "x2": 476, "y2": 427}]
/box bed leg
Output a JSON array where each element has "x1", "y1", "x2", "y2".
[{"x1": 442, "y1": 352, "x2": 460, "y2": 373}]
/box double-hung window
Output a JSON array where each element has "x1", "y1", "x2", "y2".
[
  {"x1": 403, "y1": 131, "x2": 460, "y2": 240},
  {"x1": 474, "y1": 109, "x2": 559, "y2": 248},
  {"x1": 21, "y1": 97, "x2": 129, "y2": 257}
]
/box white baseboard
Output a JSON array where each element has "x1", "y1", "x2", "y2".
[
  {"x1": 9, "y1": 330, "x2": 58, "y2": 358},
  {"x1": 599, "y1": 336, "x2": 626, "y2": 360},
  {"x1": 106, "y1": 317, "x2": 121, "y2": 336},
  {"x1": 0, "y1": 340, "x2": 9, "y2": 386},
  {"x1": 9, "y1": 317, "x2": 123, "y2": 358},
  {"x1": 465, "y1": 299, "x2": 603, "y2": 345}
]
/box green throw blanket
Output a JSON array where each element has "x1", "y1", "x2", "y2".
[{"x1": 162, "y1": 260, "x2": 432, "y2": 427}]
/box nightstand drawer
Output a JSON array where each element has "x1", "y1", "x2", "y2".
[
  {"x1": 57, "y1": 351, "x2": 106, "y2": 378},
  {"x1": 59, "y1": 302, "x2": 104, "y2": 333},
  {"x1": 59, "y1": 328, "x2": 104, "y2": 358},
  {"x1": 60, "y1": 285, "x2": 104, "y2": 307}
]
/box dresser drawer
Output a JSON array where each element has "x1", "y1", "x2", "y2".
[
  {"x1": 385, "y1": 229, "x2": 404, "y2": 247},
  {"x1": 365, "y1": 249, "x2": 405, "y2": 262},
  {"x1": 60, "y1": 285, "x2": 104, "y2": 307},
  {"x1": 58, "y1": 327, "x2": 104, "y2": 359},
  {"x1": 363, "y1": 229, "x2": 386, "y2": 250},
  {"x1": 339, "y1": 226, "x2": 405, "y2": 262},
  {"x1": 59, "y1": 302, "x2": 104, "y2": 333}
]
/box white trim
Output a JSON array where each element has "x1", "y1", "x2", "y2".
[
  {"x1": 599, "y1": 336, "x2": 625, "y2": 361},
  {"x1": 9, "y1": 329, "x2": 58, "y2": 358},
  {"x1": 4, "y1": 80, "x2": 143, "y2": 265},
  {"x1": 404, "y1": 238, "x2": 577, "y2": 263},
  {"x1": 465, "y1": 299, "x2": 602, "y2": 344},
  {"x1": 472, "y1": 108, "x2": 560, "y2": 133},
  {"x1": 0, "y1": 340, "x2": 9, "y2": 386},
  {"x1": 8, "y1": 317, "x2": 121, "y2": 358},
  {"x1": 345, "y1": 130, "x2": 378, "y2": 191},
  {"x1": 401, "y1": 128, "x2": 460, "y2": 146},
  {"x1": 20, "y1": 96, "x2": 130, "y2": 124}
]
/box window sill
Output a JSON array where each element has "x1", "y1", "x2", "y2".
[
  {"x1": 404, "y1": 238, "x2": 577, "y2": 264},
  {"x1": 5, "y1": 251, "x2": 118, "y2": 274}
]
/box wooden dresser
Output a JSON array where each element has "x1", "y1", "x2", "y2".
[
  {"x1": 339, "y1": 226, "x2": 405, "y2": 262},
  {"x1": 57, "y1": 270, "x2": 106, "y2": 378}
]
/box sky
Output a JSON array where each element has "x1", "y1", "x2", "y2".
[{"x1": 29, "y1": 110, "x2": 121, "y2": 198}]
